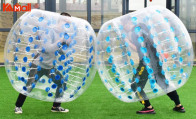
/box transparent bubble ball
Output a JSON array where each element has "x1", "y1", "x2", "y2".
[
  {"x1": 95, "y1": 6, "x2": 194, "y2": 102},
  {"x1": 4, "y1": 9, "x2": 96, "y2": 102}
]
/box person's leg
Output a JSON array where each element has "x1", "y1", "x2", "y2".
[
  {"x1": 26, "y1": 63, "x2": 43, "y2": 92},
  {"x1": 15, "y1": 93, "x2": 27, "y2": 107},
  {"x1": 47, "y1": 68, "x2": 69, "y2": 113},
  {"x1": 155, "y1": 69, "x2": 185, "y2": 113},
  {"x1": 154, "y1": 62, "x2": 185, "y2": 112},
  {"x1": 143, "y1": 100, "x2": 151, "y2": 108},
  {"x1": 131, "y1": 62, "x2": 155, "y2": 114},
  {"x1": 167, "y1": 90, "x2": 180, "y2": 105},
  {"x1": 15, "y1": 63, "x2": 38, "y2": 107},
  {"x1": 131, "y1": 62, "x2": 148, "y2": 97},
  {"x1": 14, "y1": 93, "x2": 27, "y2": 114},
  {"x1": 15, "y1": 63, "x2": 44, "y2": 114},
  {"x1": 131, "y1": 62, "x2": 149, "y2": 102},
  {"x1": 167, "y1": 90, "x2": 185, "y2": 112},
  {"x1": 48, "y1": 68, "x2": 64, "y2": 102},
  {"x1": 53, "y1": 102, "x2": 61, "y2": 107}
]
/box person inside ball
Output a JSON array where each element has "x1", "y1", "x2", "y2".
[
  {"x1": 14, "y1": 12, "x2": 73, "y2": 114},
  {"x1": 120, "y1": 15, "x2": 185, "y2": 114}
]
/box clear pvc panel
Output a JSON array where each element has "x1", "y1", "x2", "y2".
[
  {"x1": 91, "y1": 0, "x2": 122, "y2": 30},
  {"x1": 56, "y1": 0, "x2": 87, "y2": 20},
  {"x1": 56, "y1": 0, "x2": 122, "y2": 30},
  {"x1": 17, "y1": 0, "x2": 45, "y2": 19},
  {"x1": 102, "y1": 0, "x2": 122, "y2": 24},
  {"x1": 180, "y1": 0, "x2": 196, "y2": 60},
  {"x1": 91, "y1": 0, "x2": 101, "y2": 29},
  {"x1": 179, "y1": 0, "x2": 196, "y2": 30}
]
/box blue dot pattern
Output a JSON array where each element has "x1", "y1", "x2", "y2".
[
  {"x1": 5, "y1": 9, "x2": 96, "y2": 102},
  {"x1": 95, "y1": 6, "x2": 193, "y2": 102}
]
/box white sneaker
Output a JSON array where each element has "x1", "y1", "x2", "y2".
[
  {"x1": 51, "y1": 107, "x2": 69, "y2": 113},
  {"x1": 15, "y1": 107, "x2": 23, "y2": 114}
]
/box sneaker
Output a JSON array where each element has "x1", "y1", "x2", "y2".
[
  {"x1": 15, "y1": 107, "x2": 22, "y2": 114},
  {"x1": 51, "y1": 107, "x2": 69, "y2": 113},
  {"x1": 136, "y1": 107, "x2": 156, "y2": 114},
  {"x1": 173, "y1": 105, "x2": 185, "y2": 113}
]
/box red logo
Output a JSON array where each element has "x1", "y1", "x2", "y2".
[{"x1": 3, "y1": 3, "x2": 31, "y2": 12}]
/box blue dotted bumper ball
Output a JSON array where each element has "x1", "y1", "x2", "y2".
[
  {"x1": 95, "y1": 6, "x2": 194, "y2": 102},
  {"x1": 4, "y1": 9, "x2": 96, "y2": 102}
]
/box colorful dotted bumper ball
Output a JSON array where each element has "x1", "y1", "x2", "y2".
[
  {"x1": 4, "y1": 9, "x2": 96, "y2": 102},
  {"x1": 95, "y1": 6, "x2": 194, "y2": 102}
]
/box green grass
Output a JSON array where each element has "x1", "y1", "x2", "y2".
[{"x1": 0, "y1": 67, "x2": 196, "y2": 119}]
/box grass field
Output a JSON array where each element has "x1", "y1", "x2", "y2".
[{"x1": 0, "y1": 67, "x2": 196, "y2": 119}]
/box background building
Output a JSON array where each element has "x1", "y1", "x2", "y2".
[{"x1": 0, "y1": 0, "x2": 195, "y2": 64}]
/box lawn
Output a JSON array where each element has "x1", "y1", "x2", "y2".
[{"x1": 0, "y1": 66, "x2": 196, "y2": 119}]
